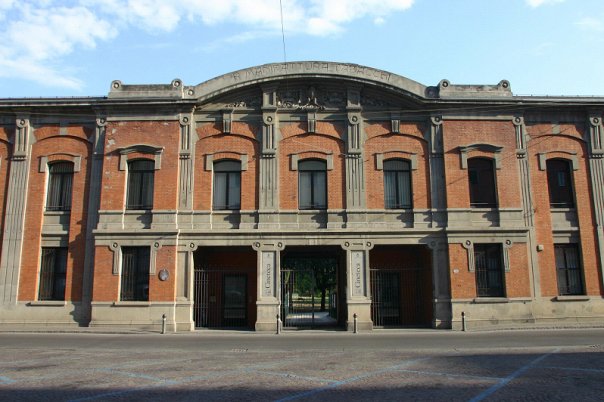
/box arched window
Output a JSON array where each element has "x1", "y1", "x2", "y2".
[
  {"x1": 468, "y1": 157, "x2": 497, "y2": 208},
  {"x1": 298, "y1": 159, "x2": 327, "y2": 210},
  {"x1": 383, "y1": 159, "x2": 412, "y2": 209},
  {"x1": 213, "y1": 160, "x2": 241, "y2": 210},
  {"x1": 547, "y1": 159, "x2": 575, "y2": 208},
  {"x1": 46, "y1": 162, "x2": 74, "y2": 211},
  {"x1": 126, "y1": 159, "x2": 154, "y2": 210}
]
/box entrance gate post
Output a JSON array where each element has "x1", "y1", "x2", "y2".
[
  {"x1": 253, "y1": 241, "x2": 285, "y2": 331},
  {"x1": 342, "y1": 241, "x2": 374, "y2": 331}
]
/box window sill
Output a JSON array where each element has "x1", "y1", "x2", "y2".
[
  {"x1": 44, "y1": 210, "x2": 71, "y2": 215},
  {"x1": 28, "y1": 300, "x2": 67, "y2": 307},
  {"x1": 113, "y1": 301, "x2": 150, "y2": 307},
  {"x1": 473, "y1": 297, "x2": 509, "y2": 304},
  {"x1": 554, "y1": 295, "x2": 590, "y2": 302}
]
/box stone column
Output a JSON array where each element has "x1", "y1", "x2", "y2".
[
  {"x1": 513, "y1": 116, "x2": 539, "y2": 298},
  {"x1": 427, "y1": 239, "x2": 452, "y2": 328},
  {"x1": 587, "y1": 114, "x2": 604, "y2": 289},
  {"x1": 80, "y1": 117, "x2": 106, "y2": 323},
  {"x1": 258, "y1": 85, "x2": 279, "y2": 228},
  {"x1": 253, "y1": 241, "x2": 285, "y2": 331},
  {"x1": 344, "y1": 86, "x2": 366, "y2": 228},
  {"x1": 427, "y1": 116, "x2": 447, "y2": 227},
  {"x1": 342, "y1": 240, "x2": 373, "y2": 331},
  {"x1": 0, "y1": 117, "x2": 32, "y2": 304},
  {"x1": 178, "y1": 113, "x2": 195, "y2": 211}
]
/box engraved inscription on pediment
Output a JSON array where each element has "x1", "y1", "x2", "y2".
[{"x1": 277, "y1": 86, "x2": 346, "y2": 110}]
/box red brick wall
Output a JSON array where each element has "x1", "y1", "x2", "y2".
[
  {"x1": 364, "y1": 122, "x2": 430, "y2": 209},
  {"x1": 449, "y1": 243, "x2": 476, "y2": 299},
  {"x1": 91, "y1": 246, "x2": 116, "y2": 301},
  {"x1": 19, "y1": 124, "x2": 92, "y2": 301},
  {"x1": 279, "y1": 122, "x2": 345, "y2": 209},
  {"x1": 506, "y1": 243, "x2": 531, "y2": 298},
  {"x1": 194, "y1": 122, "x2": 259, "y2": 210},
  {"x1": 443, "y1": 120, "x2": 521, "y2": 209},
  {"x1": 100, "y1": 120, "x2": 179, "y2": 210},
  {"x1": 150, "y1": 246, "x2": 177, "y2": 302},
  {"x1": 527, "y1": 123, "x2": 602, "y2": 296},
  {"x1": 0, "y1": 126, "x2": 11, "y2": 267}
]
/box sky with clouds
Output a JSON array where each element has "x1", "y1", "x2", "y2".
[{"x1": 1, "y1": 0, "x2": 603, "y2": 97}]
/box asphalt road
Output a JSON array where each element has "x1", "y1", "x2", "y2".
[{"x1": 1, "y1": 329, "x2": 603, "y2": 401}]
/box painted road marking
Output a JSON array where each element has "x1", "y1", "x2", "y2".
[
  {"x1": 468, "y1": 348, "x2": 561, "y2": 402},
  {"x1": 274, "y1": 357, "x2": 431, "y2": 402}
]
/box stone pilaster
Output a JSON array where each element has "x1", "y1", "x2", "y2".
[
  {"x1": 258, "y1": 85, "x2": 279, "y2": 227},
  {"x1": 427, "y1": 239, "x2": 451, "y2": 328},
  {"x1": 80, "y1": 117, "x2": 106, "y2": 322},
  {"x1": 0, "y1": 117, "x2": 32, "y2": 304},
  {"x1": 513, "y1": 115, "x2": 539, "y2": 298},
  {"x1": 427, "y1": 116, "x2": 446, "y2": 227},
  {"x1": 342, "y1": 240, "x2": 373, "y2": 331},
  {"x1": 178, "y1": 113, "x2": 195, "y2": 210},
  {"x1": 253, "y1": 241, "x2": 284, "y2": 331},
  {"x1": 587, "y1": 114, "x2": 604, "y2": 289},
  {"x1": 345, "y1": 86, "x2": 365, "y2": 210}
]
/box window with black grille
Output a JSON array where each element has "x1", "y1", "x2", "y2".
[
  {"x1": 126, "y1": 159, "x2": 154, "y2": 210},
  {"x1": 213, "y1": 160, "x2": 241, "y2": 210},
  {"x1": 474, "y1": 243, "x2": 505, "y2": 297},
  {"x1": 38, "y1": 247, "x2": 67, "y2": 301},
  {"x1": 468, "y1": 157, "x2": 497, "y2": 208},
  {"x1": 120, "y1": 247, "x2": 150, "y2": 301},
  {"x1": 555, "y1": 244, "x2": 584, "y2": 295},
  {"x1": 46, "y1": 162, "x2": 74, "y2": 211},
  {"x1": 383, "y1": 159, "x2": 412, "y2": 209},
  {"x1": 298, "y1": 159, "x2": 327, "y2": 210},
  {"x1": 547, "y1": 159, "x2": 575, "y2": 208}
]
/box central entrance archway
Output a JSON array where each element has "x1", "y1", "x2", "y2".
[{"x1": 280, "y1": 247, "x2": 345, "y2": 329}]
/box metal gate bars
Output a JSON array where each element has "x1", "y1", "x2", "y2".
[
  {"x1": 193, "y1": 268, "x2": 248, "y2": 328},
  {"x1": 280, "y1": 269, "x2": 317, "y2": 328},
  {"x1": 370, "y1": 267, "x2": 428, "y2": 327}
]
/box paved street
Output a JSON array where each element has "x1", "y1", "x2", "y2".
[{"x1": 0, "y1": 329, "x2": 603, "y2": 401}]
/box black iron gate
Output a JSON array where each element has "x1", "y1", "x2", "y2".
[
  {"x1": 281, "y1": 269, "x2": 317, "y2": 327},
  {"x1": 370, "y1": 267, "x2": 428, "y2": 327},
  {"x1": 193, "y1": 268, "x2": 247, "y2": 328}
]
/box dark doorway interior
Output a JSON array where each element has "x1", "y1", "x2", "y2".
[
  {"x1": 193, "y1": 247, "x2": 256, "y2": 329},
  {"x1": 370, "y1": 246, "x2": 433, "y2": 328},
  {"x1": 280, "y1": 247, "x2": 345, "y2": 329}
]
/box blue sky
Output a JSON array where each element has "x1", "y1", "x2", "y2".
[{"x1": 1, "y1": 0, "x2": 603, "y2": 98}]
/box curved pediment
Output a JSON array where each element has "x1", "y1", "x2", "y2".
[
  {"x1": 107, "y1": 61, "x2": 513, "y2": 104},
  {"x1": 191, "y1": 62, "x2": 430, "y2": 102}
]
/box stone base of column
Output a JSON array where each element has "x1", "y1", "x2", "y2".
[
  {"x1": 346, "y1": 299, "x2": 372, "y2": 331},
  {"x1": 255, "y1": 300, "x2": 280, "y2": 332}
]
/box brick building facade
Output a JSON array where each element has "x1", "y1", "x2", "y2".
[{"x1": 1, "y1": 62, "x2": 603, "y2": 331}]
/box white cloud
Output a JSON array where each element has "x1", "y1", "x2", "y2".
[
  {"x1": 576, "y1": 16, "x2": 604, "y2": 32},
  {"x1": 0, "y1": 0, "x2": 415, "y2": 90},
  {"x1": 526, "y1": 0, "x2": 565, "y2": 8}
]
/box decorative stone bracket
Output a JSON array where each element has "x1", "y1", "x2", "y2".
[
  {"x1": 538, "y1": 151, "x2": 579, "y2": 171},
  {"x1": 110, "y1": 241, "x2": 162, "y2": 276},
  {"x1": 459, "y1": 143, "x2": 503, "y2": 169},
  {"x1": 462, "y1": 239, "x2": 513, "y2": 273},
  {"x1": 118, "y1": 144, "x2": 163, "y2": 170},
  {"x1": 204, "y1": 153, "x2": 248, "y2": 171},
  {"x1": 39, "y1": 153, "x2": 82, "y2": 173},
  {"x1": 375, "y1": 152, "x2": 418, "y2": 170},
  {"x1": 290, "y1": 153, "x2": 333, "y2": 170}
]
